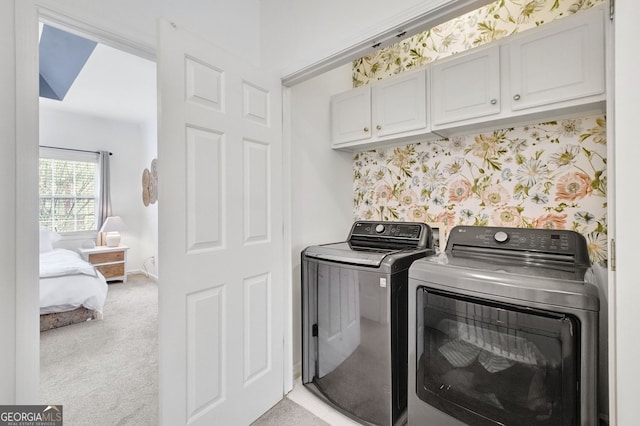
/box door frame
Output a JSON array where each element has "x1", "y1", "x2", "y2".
[
  {"x1": 14, "y1": 0, "x2": 159, "y2": 402},
  {"x1": 14, "y1": 0, "x2": 40, "y2": 402}
]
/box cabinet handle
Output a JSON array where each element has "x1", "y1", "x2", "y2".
[
  {"x1": 513, "y1": 94, "x2": 521, "y2": 101},
  {"x1": 490, "y1": 99, "x2": 497, "y2": 105},
  {"x1": 376, "y1": 125, "x2": 382, "y2": 130},
  {"x1": 364, "y1": 127, "x2": 369, "y2": 132}
]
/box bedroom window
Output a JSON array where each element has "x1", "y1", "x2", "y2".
[{"x1": 39, "y1": 147, "x2": 100, "y2": 233}]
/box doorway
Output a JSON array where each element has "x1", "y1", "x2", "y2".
[{"x1": 37, "y1": 19, "x2": 159, "y2": 424}]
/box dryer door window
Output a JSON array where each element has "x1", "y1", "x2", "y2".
[{"x1": 416, "y1": 288, "x2": 579, "y2": 425}]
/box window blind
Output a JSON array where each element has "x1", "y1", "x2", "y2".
[{"x1": 39, "y1": 147, "x2": 100, "y2": 233}]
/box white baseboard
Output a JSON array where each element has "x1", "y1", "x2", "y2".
[{"x1": 126, "y1": 269, "x2": 158, "y2": 281}]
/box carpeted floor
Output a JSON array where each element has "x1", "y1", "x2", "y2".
[
  {"x1": 40, "y1": 274, "x2": 329, "y2": 426},
  {"x1": 40, "y1": 274, "x2": 159, "y2": 426}
]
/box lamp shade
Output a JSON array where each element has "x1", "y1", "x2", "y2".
[
  {"x1": 100, "y1": 216, "x2": 126, "y2": 247},
  {"x1": 100, "y1": 216, "x2": 126, "y2": 233}
]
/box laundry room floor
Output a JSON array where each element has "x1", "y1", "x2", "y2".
[{"x1": 253, "y1": 379, "x2": 360, "y2": 426}]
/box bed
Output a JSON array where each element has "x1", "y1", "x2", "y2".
[{"x1": 39, "y1": 230, "x2": 108, "y2": 331}]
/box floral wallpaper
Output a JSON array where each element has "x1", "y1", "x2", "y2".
[
  {"x1": 353, "y1": 0, "x2": 604, "y2": 86},
  {"x1": 353, "y1": 115, "x2": 608, "y2": 262},
  {"x1": 351, "y1": 1, "x2": 608, "y2": 262}
]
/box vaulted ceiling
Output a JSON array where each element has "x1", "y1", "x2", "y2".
[{"x1": 39, "y1": 24, "x2": 157, "y2": 126}]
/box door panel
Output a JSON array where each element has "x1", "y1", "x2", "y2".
[
  {"x1": 157, "y1": 19, "x2": 283, "y2": 425},
  {"x1": 244, "y1": 140, "x2": 270, "y2": 244},
  {"x1": 187, "y1": 286, "x2": 225, "y2": 417},
  {"x1": 185, "y1": 57, "x2": 224, "y2": 111},
  {"x1": 244, "y1": 273, "x2": 272, "y2": 383},
  {"x1": 186, "y1": 127, "x2": 224, "y2": 251}
]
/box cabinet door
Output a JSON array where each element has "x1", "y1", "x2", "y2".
[
  {"x1": 331, "y1": 85, "x2": 372, "y2": 144},
  {"x1": 509, "y1": 7, "x2": 604, "y2": 111},
  {"x1": 372, "y1": 69, "x2": 427, "y2": 138},
  {"x1": 431, "y1": 45, "x2": 500, "y2": 125}
]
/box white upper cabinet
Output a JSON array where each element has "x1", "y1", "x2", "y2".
[
  {"x1": 508, "y1": 6, "x2": 604, "y2": 111},
  {"x1": 330, "y1": 5, "x2": 605, "y2": 149},
  {"x1": 331, "y1": 84, "x2": 372, "y2": 145},
  {"x1": 372, "y1": 70, "x2": 427, "y2": 138},
  {"x1": 429, "y1": 5, "x2": 605, "y2": 136},
  {"x1": 331, "y1": 69, "x2": 435, "y2": 150},
  {"x1": 431, "y1": 45, "x2": 501, "y2": 126}
]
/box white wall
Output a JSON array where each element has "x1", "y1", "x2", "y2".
[
  {"x1": 261, "y1": 0, "x2": 431, "y2": 76},
  {"x1": 289, "y1": 63, "x2": 354, "y2": 375},
  {"x1": 37, "y1": 0, "x2": 485, "y2": 78},
  {"x1": 39, "y1": 107, "x2": 158, "y2": 276},
  {"x1": 139, "y1": 122, "x2": 159, "y2": 278},
  {"x1": 613, "y1": 0, "x2": 640, "y2": 423},
  {"x1": 36, "y1": 0, "x2": 262, "y2": 66},
  {"x1": 260, "y1": 0, "x2": 492, "y2": 79}
]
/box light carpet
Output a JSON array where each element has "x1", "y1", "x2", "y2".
[{"x1": 40, "y1": 274, "x2": 159, "y2": 426}]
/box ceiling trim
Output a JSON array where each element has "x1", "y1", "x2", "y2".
[{"x1": 281, "y1": 0, "x2": 493, "y2": 87}]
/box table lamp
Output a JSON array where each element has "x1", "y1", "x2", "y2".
[{"x1": 100, "y1": 216, "x2": 126, "y2": 247}]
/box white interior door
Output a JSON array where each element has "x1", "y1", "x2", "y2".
[{"x1": 156, "y1": 19, "x2": 284, "y2": 425}]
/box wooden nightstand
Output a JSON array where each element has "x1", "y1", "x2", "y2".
[{"x1": 80, "y1": 245, "x2": 129, "y2": 283}]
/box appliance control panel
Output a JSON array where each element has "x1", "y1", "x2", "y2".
[
  {"x1": 351, "y1": 221, "x2": 423, "y2": 239},
  {"x1": 348, "y1": 221, "x2": 432, "y2": 251},
  {"x1": 446, "y1": 225, "x2": 591, "y2": 266}
]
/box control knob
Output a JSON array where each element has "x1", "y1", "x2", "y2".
[
  {"x1": 494, "y1": 231, "x2": 509, "y2": 243},
  {"x1": 375, "y1": 224, "x2": 385, "y2": 233}
]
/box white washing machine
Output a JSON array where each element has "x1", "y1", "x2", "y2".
[{"x1": 408, "y1": 226, "x2": 604, "y2": 425}]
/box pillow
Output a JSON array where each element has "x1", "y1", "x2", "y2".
[{"x1": 39, "y1": 229, "x2": 62, "y2": 253}]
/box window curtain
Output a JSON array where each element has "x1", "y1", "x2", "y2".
[{"x1": 97, "y1": 151, "x2": 112, "y2": 230}]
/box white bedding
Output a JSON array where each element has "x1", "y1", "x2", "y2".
[{"x1": 40, "y1": 248, "x2": 108, "y2": 315}]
